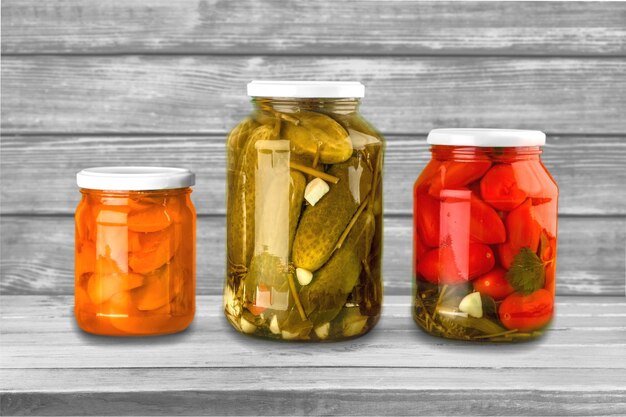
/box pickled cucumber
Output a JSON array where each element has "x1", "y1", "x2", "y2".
[
  {"x1": 292, "y1": 155, "x2": 373, "y2": 271},
  {"x1": 227, "y1": 125, "x2": 274, "y2": 269},
  {"x1": 282, "y1": 111, "x2": 352, "y2": 164},
  {"x1": 227, "y1": 118, "x2": 260, "y2": 172},
  {"x1": 299, "y1": 209, "x2": 375, "y2": 325}
]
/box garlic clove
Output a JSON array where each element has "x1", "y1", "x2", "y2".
[
  {"x1": 304, "y1": 178, "x2": 330, "y2": 206},
  {"x1": 459, "y1": 292, "x2": 483, "y2": 318},
  {"x1": 269, "y1": 315, "x2": 281, "y2": 334},
  {"x1": 281, "y1": 330, "x2": 300, "y2": 340},
  {"x1": 240, "y1": 317, "x2": 257, "y2": 334},
  {"x1": 296, "y1": 267, "x2": 313, "y2": 286},
  {"x1": 314, "y1": 322, "x2": 330, "y2": 339}
]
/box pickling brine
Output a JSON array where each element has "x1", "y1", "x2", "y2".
[
  {"x1": 224, "y1": 81, "x2": 384, "y2": 341},
  {"x1": 75, "y1": 167, "x2": 196, "y2": 336},
  {"x1": 413, "y1": 129, "x2": 558, "y2": 342}
]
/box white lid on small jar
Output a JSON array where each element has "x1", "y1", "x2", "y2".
[
  {"x1": 247, "y1": 80, "x2": 365, "y2": 98},
  {"x1": 427, "y1": 128, "x2": 546, "y2": 147},
  {"x1": 76, "y1": 167, "x2": 195, "y2": 191}
]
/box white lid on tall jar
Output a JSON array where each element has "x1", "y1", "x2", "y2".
[
  {"x1": 427, "y1": 129, "x2": 546, "y2": 147},
  {"x1": 247, "y1": 80, "x2": 365, "y2": 98},
  {"x1": 76, "y1": 167, "x2": 195, "y2": 191}
]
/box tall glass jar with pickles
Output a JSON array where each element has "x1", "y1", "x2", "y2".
[{"x1": 224, "y1": 81, "x2": 384, "y2": 341}]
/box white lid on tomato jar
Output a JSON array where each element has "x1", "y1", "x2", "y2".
[
  {"x1": 247, "y1": 80, "x2": 365, "y2": 98},
  {"x1": 76, "y1": 167, "x2": 195, "y2": 191},
  {"x1": 427, "y1": 128, "x2": 546, "y2": 147}
]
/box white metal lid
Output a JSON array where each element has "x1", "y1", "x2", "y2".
[
  {"x1": 247, "y1": 80, "x2": 365, "y2": 98},
  {"x1": 427, "y1": 129, "x2": 546, "y2": 147},
  {"x1": 77, "y1": 167, "x2": 195, "y2": 191}
]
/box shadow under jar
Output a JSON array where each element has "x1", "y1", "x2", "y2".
[
  {"x1": 413, "y1": 129, "x2": 558, "y2": 342},
  {"x1": 224, "y1": 81, "x2": 385, "y2": 341},
  {"x1": 75, "y1": 167, "x2": 196, "y2": 336}
]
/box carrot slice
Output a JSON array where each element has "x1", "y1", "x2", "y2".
[
  {"x1": 87, "y1": 271, "x2": 144, "y2": 305},
  {"x1": 128, "y1": 205, "x2": 171, "y2": 233},
  {"x1": 128, "y1": 225, "x2": 181, "y2": 274},
  {"x1": 132, "y1": 265, "x2": 171, "y2": 311}
]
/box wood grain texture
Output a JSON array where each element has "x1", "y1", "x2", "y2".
[
  {"x1": 1, "y1": 216, "x2": 624, "y2": 296},
  {"x1": 1, "y1": 295, "x2": 625, "y2": 415},
  {"x1": 2, "y1": 1, "x2": 626, "y2": 56},
  {"x1": 2, "y1": 56, "x2": 625, "y2": 135},
  {"x1": 2, "y1": 135, "x2": 626, "y2": 215}
]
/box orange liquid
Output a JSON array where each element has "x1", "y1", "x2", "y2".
[{"x1": 75, "y1": 188, "x2": 196, "y2": 336}]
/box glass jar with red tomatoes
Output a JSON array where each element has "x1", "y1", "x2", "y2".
[{"x1": 413, "y1": 129, "x2": 558, "y2": 342}]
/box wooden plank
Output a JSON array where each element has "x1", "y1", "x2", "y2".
[
  {"x1": 1, "y1": 216, "x2": 623, "y2": 296},
  {"x1": 1, "y1": 296, "x2": 625, "y2": 371},
  {"x1": 2, "y1": 296, "x2": 624, "y2": 414},
  {"x1": 1, "y1": 135, "x2": 625, "y2": 215},
  {"x1": 2, "y1": 368, "x2": 625, "y2": 416},
  {"x1": 2, "y1": 56, "x2": 625, "y2": 135},
  {"x1": 2, "y1": 1, "x2": 626, "y2": 56}
]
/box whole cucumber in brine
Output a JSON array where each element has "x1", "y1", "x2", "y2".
[
  {"x1": 282, "y1": 111, "x2": 353, "y2": 164},
  {"x1": 227, "y1": 124, "x2": 274, "y2": 269},
  {"x1": 292, "y1": 155, "x2": 372, "y2": 271},
  {"x1": 299, "y1": 209, "x2": 375, "y2": 325}
]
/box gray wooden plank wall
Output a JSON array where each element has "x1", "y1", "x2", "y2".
[{"x1": 1, "y1": 0, "x2": 625, "y2": 297}]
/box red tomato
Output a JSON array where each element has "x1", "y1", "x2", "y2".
[
  {"x1": 473, "y1": 267, "x2": 514, "y2": 300},
  {"x1": 499, "y1": 289, "x2": 554, "y2": 332},
  {"x1": 504, "y1": 198, "x2": 541, "y2": 254},
  {"x1": 480, "y1": 164, "x2": 527, "y2": 211},
  {"x1": 414, "y1": 160, "x2": 443, "y2": 193},
  {"x1": 469, "y1": 195, "x2": 506, "y2": 244},
  {"x1": 429, "y1": 161, "x2": 491, "y2": 198},
  {"x1": 413, "y1": 229, "x2": 429, "y2": 261},
  {"x1": 414, "y1": 193, "x2": 440, "y2": 247},
  {"x1": 497, "y1": 242, "x2": 516, "y2": 270},
  {"x1": 417, "y1": 243, "x2": 495, "y2": 285}
]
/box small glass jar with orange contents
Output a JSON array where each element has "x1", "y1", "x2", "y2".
[
  {"x1": 74, "y1": 167, "x2": 196, "y2": 336},
  {"x1": 413, "y1": 129, "x2": 558, "y2": 342}
]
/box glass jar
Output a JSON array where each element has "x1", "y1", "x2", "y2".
[
  {"x1": 413, "y1": 129, "x2": 558, "y2": 342},
  {"x1": 224, "y1": 81, "x2": 385, "y2": 341},
  {"x1": 74, "y1": 167, "x2": 196, "y2": 336}
]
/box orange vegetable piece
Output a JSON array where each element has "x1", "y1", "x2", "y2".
[
  {"x1": 132, "y1": 265, "x2": 171, "y2": 311},
  {"x1": 87, "y1": 270, "x2": 144, "y2": 305},
  {"x1": 128, "y1": 204, "x2": 171, "y2": 232}
]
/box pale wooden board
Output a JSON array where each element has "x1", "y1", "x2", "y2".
[
  {"x1": 1, "y1": 295, "x2": 625, "y2": 415},
  {"x1": 1, "y1": 135, "x2": 625, "y2": 215},
  {"x1": 1, "y1": 216, "x2": 624, "y2": 296},
  {"x1": 1, "y1": 296, "x2": 625, "y2": 370},
  {"x1": 2, "y1": 1, "x2": 626, "y2": 56},
  {"x1": 1, "y1": 369, "x2": 625, "y2": 416},
  {"x1": 2, "y1": 57, "x2": 626, "y2": 135}
]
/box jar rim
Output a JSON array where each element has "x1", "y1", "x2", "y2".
[
  {"x1": 427, "y1": 128, "x2": 546, "y2": 147},
  {"x1": 76, "y1": 166, "x2": 195, "y2": 191},
  {"x1": 247, "y1": 80, "x2": 365, "y2": 98}
]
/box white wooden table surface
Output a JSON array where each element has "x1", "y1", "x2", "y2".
[{"x1": 1, "y1": 295, "x2": 625, "y2": 415}]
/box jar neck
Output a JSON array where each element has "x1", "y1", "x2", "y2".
[
  {"x1": 251, "y1": 97, "x2": 361, "y2": 115},
  {"x1": 430, "y1": 145, "x2": 542, "y2": 162},
  {"x1": 80, "y1": 188, "x2": 191, "y2": 197}
]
